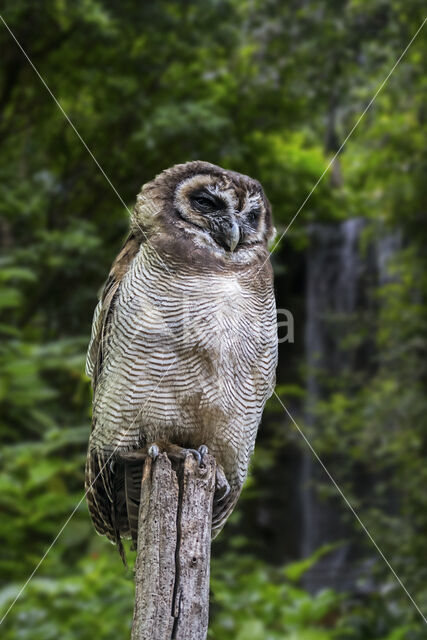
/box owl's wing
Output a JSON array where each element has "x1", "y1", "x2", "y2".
[
  {"x1": 85, "y1": 233, "x2": 142, "y2": 563},
  {"x1": 86, "y1": 233, "x2": 141, "y2": 388}
]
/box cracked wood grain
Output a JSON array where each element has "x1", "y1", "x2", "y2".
[{"x1": 131, "y1": 452, "x2": 216, "y2": 640}]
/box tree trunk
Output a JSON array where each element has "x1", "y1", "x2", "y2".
[{"x1": 131, "y1": 452, "x2": 216, "y2": 640}]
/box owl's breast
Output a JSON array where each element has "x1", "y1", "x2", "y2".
[
  {"x1": 94, "y1": 248, "x2": 276, "y2": 448},
  {"x1": 117, "y1": 264, "x2": 257, "y2": 373}
]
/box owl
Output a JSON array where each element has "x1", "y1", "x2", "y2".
[{"x1": 85, "y1": 161, "x2": 277, "y2": 558}]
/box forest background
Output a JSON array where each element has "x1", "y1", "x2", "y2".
[{"x1": 1, "y1": 1, "x2": 426, "y2": 638}]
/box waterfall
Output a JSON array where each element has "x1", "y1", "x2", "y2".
[{"x1": 302, "y1": 218, "x2": 365, "y2": 592}]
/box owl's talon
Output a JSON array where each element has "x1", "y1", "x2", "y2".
[
  {"x1": 110, "y1": 460, "x2": 116, "y2": 474},
  {"x1": 148, "y1": 444, "x2": 160, "y2": 460},
  {"x1": 186, "y1": 448, "x2": 202, "y2": 465},
  {"x1": 198, "y1": 445, "x2": 209, "y2": 466}
]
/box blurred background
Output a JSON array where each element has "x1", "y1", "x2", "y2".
[{"x1": 1, "y1": 1, "x2": 426, "y2": 638}]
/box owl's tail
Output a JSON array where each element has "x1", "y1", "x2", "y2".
[
  {"x1": 123, "y1": 460, "x2": 142, "y2": 548},
  {"x1": 85, "y1": 448, "x2": 127, "y2": 565}
]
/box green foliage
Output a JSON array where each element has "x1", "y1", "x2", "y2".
[
  {"x1": 1, "y1": 0, "x2": 427, "y2": 637},
  {"x1": 0, "y1": 550, "x2": 344, "y2": 640},
  {"x1": 210, "y1": 553, "x2": 343, "y2": 640},
  {"x1": 0, "y1": 555, "x2": 134, "y2": 640}
]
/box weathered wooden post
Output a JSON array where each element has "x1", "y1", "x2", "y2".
[{"x1": 131, "y1": 452, "x2": 216, "y2": 640}]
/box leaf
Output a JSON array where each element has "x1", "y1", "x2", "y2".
[
  {"x1": 283, "y1": 544, "x2": 340, "y2": 582},
  {"x1": 0, "y1": 267, "x2": 37, "y2": 283},
  {"x1": 0, "y1": 288, "x2": 22, "y2": 310}
]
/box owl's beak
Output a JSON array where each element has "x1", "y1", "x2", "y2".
[{"x1": 224, "y1": 220, "x2": 240, "y2": 252}]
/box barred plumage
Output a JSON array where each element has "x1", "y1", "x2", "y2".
[{"x1": 85, "y1": 161, "x2": 277, "y2": 555}]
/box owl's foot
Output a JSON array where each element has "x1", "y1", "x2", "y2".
[
  {"x1": 181, "y1": 445, "x2": 208, "y2": 467},
  {"x1": 146, "y1": 443, "x2": 208, "y2": 467},
  {"x1": 215, "y1": 465, "x2": 231, "y2": 502}
]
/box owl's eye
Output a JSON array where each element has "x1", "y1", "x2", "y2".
[
  {"x1": 190, "y1": 191, "x2": 225, "y2": 213},
  {"x1": 247, "y1": 207, "x2": 262, "y2": 225}
]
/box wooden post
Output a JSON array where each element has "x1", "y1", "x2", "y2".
[{"x1": 131, "y1": 452, "x2": 216, "y2": 640}]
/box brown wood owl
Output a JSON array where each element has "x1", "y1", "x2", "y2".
[{"x1": 85, "y1": 161, "x2": 277, "y2": 558}]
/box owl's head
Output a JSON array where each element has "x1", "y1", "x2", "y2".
[{"x1": 133, "y1": 161, "x2": 275, "y2": 263}]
